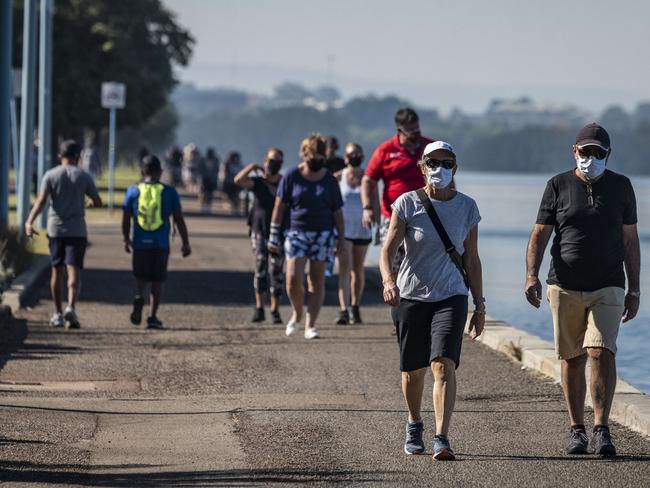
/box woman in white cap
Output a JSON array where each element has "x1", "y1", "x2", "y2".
[{"x1": 380, "y1": 140, "x2": 485, "y2": 461}]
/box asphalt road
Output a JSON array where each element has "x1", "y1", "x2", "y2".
[{"x1": 1, "y1": 198, "x2": 649, "y2": 487}]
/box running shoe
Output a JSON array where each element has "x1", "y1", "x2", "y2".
[
  {"x1": 404, "y1": 420, "x2": 425, "y2": 455},
  {"x1": 285, "y1": 319, "x2": 298, "y2": 336},
  {"x1": 271, "y1": 309, "x2": 282, "y2": 325},
  {"x1": 351, "y1": 305, "x2": 363, "y2": 324},
  {"x1": 591, "y1": 426, "x2": 616, "y2": 457},
  {"x1": 566, "y1": 426, "x2": 588, "y2": 454},
  {"x1": 252, "y1": 307, "x2": 265, "y2": 323},
  {"x1": 49, "y1": 312, "x2": 64, "y2": 328},
  {"x1": 304, "y1": 328, "x2": 320, "y2": 340},
  {"x1": 130, "y1": 296, "x2": 144, "y2": 325},
  {"x1": 146, "y1": 316, "x2": 165, "y2": 330},
  {"x1": 63, "y1": 306, "x2": 80, "y2": 329},
  {"x1": 336, "y1": 309, "x2": 349, "y2": 325},
  {"x1": 432, "y1": 435, "x2": 455, "y2": 461}
]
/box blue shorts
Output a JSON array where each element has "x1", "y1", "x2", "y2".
[
  {"x1": 48, "y1": 237, "x2": 87, "y2": 269},
  {"x1": 284, "y1": 229, "x2": 336, "y2": 262}
]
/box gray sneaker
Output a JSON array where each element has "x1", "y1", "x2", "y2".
[
  {"x1": 591, "y1": 426, "x2": 616, "y2": 457},
  {"x1": 432, "y1": 435, "x2": 455, "y2": 461},
  {"x1": 566, "y1": 426, "x2": 588, "y2": 454},
  {"x1": 404, "y1": 420, "x2": 425, "y2": 455}
]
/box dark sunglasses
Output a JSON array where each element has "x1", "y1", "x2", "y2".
[
  {"x1": 423, "y1": 158, "x2": 456, "y2": 170},
  {"x1": 398, "y1": 127, "x2": 421, "y2": 137},
  {"x1": 577, "y1": 146, "x2": 608, "y2": 160}
]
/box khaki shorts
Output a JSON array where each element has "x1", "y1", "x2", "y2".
[{"x1": 547, "y1": 284, "x2": 625, "y2": 360}]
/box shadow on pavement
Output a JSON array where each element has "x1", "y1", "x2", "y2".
[
  {"x1": 0, "y1": 317, "x2": 28, "y2": 371},
  {"x1": 0, "y1": 462, "x2": 395, "y2": 485}
]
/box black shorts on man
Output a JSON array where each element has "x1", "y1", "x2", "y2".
[
  {"x1": 48, "y1": 237, "x2": 87, "y2": 269},
  {"x1": 132, "y1": 249, "x2": 169, "y2": 282},
  {"x1": 392, "y1": 295, "x2": 468, "y2": 371}
]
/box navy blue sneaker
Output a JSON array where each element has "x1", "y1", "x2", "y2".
[
  {"x1": 404, "y1": 420, "x2": 425, "y2": 455},
  {"x1": 591, "y1": 426, "x2": 616, "y2": 457},
  {"x1": 566, "y1": 426, "x2": 588, "y2": 454},
  {"x1": 432, "y1": 435, "x2": 455, "y2": 461}
]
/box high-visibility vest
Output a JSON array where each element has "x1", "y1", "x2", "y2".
[{"x1": 137, "y1": 183, "x2": 164, "y2": 232}]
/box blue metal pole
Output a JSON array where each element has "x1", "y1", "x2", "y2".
[
  {"x1": 37, "y1": 0, "x2": 53, "y2": 229},
  {"x1": 0, "y1": 0, "x2": 12, "y2": 227},
  {"x1": 108, "y1": 107, "x2": 116, "y2": 211},
  {"x1": 17, "y1": 0, "x2": 39, "y2": 234}
]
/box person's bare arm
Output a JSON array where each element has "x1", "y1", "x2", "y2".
[
  {"x1": 380, "y1": 212, "x2": 406, "y2": 306},
  {"x1": 361, "y1": 176, "x2": 380, "y2": 228},
  {"x1": 234, "y1": 163, "x2": 264, "y2": 190},
  {"x1": 463, "y1": 226, "x2": 485, "y2": 339},
  {"x1": 333, "y1": 208, "x2": 345, "y2": 255},
  {"x1": 121, "y1": 211, "x2": 132, "y2": 253},
  {"x1": 525, "y1": 224, "x2": 553, "y2": 308},
  {"x1": 622, "y1": 223, "x2": 640, "y2": 322},
  {"x1": 24, "y1": 186, "x2": 50, "y2": 237},
  {"x1": 267, "y1": 196, "x2": 286, "y2": 255},
  {"x1": 172, "y1": 208, "x2": 191, "y2": 257}
]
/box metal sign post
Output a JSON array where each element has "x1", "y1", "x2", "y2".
[
  {"x1": 101, "y1": 82, "x2": 126, "y2": 211},
  {"x1": 0, "y1": 0, "x2": 12, "y2": 227},
  {"x1": 38, "y1": 0, "x2": 53, "y2": 229}
]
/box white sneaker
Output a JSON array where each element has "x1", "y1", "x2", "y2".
[
  {"x1": 285, "y1": 320, "x2": 299, "y2": 336},
  {"x1": 304, "y1": 328, "x2": 320, "y2": 340},
  {"x1": 49, "y1": 312, "x2": 64, "y2": 328}
]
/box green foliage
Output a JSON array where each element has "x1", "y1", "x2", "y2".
[
  {"x1": 0, "y1": 226, "x2": 32, "y2": 294},
  {"x1": 12, "y1": 0, "x2": 194, "y2": 141}
]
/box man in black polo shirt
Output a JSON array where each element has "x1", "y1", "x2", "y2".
[{"x1": 524, "y1": 123, "x2": 640, "y2": 457}]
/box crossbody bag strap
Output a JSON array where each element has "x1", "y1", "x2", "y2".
[{"x1": 415, "y1": 188, "x2": 470, "y2": 289}]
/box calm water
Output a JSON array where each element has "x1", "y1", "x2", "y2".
[{"x1": 367, "y1": 171, "x2": 650, "y2": 394}]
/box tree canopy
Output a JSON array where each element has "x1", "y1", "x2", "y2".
[{"x1": 12, "y1": 0, "x2": 194, "y2": 142}]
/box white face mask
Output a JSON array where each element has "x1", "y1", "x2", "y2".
[
  {"x1": 576, "y1": 154, "x2": 606, "y2": 180},
  {"x1": 427, "y1": 167, "x2": 453, "y2": 189}
]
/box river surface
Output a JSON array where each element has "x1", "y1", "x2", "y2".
[{"x1": 366, "y1": 170, "x2": 650, "y2": 394}]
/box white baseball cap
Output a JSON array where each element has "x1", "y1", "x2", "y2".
[{"x1": 423, "y1": 141, "x2": 455, "y2": 158}]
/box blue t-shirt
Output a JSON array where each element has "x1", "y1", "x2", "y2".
[
  {"x1": 277, "y1": 167, "x2": 343, "y2": 232},
  {"x1": 123, "y1": 183, "x2": 181, "y2": 250}
]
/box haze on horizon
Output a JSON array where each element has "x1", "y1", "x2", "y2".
[{"x1": 165, "y1": 0, "x2": 649, "y2": 114}]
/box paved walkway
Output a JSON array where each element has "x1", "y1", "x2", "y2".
[{"x1": 1, "y1": 197, "x2": 649, "y2": 487}]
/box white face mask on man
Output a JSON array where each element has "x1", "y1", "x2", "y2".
[
  {"x1": 576, "y1": 154, "x2": 606, "y2": 180},
  {"x1": 427, "y1": 166, "x2": 453, "y2": 189}
]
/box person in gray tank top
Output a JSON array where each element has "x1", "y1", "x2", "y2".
[{"x1": 380, "y1": 140, "x2": 486, "y2": 461}]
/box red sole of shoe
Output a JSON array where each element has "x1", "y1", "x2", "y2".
[{"x1": 433, "y1": 449, "x2": 455, "y2": 461}]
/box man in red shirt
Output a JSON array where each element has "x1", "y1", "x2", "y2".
[{"x1": 361, "y1": 107, "x2": 433, "y2": 272}]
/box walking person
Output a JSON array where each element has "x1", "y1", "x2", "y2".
[
  {"x1": 220, "y1": 151, "x2": 244, "y2": 216},
  {"x1": 234, "y1": 148, "x2": 287, "y2": 324},
  {"x1": 361, "y1": 107, "x2": 433, "y2": 275},
  {"x1": 324, "y1": 136, "x2": 345, "y2": 173},
  {"x1": 525, "y1": 123, "x2": 640, "y2": 457},
  {"x1": 381, "y1": 141, "x2": 485, "y2": 460},
  {"x1": 336, "y1": 143, "x2": 372, "y2": 325},
  {"x1": 24, "y1": 140, "x2": 102, "y2": 329},
  {"x1": 198, "y1": 147, "x2": 219, "y2": 214},
  {"x1": 122, "y1": 155, "x2": 191, "y2": 329},
  {"x1": 267, "y1": 134, "x2": 344, "y2": 339}
]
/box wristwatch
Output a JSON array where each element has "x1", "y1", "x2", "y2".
[
  {"x1": 473, "y1": 296, "x2": 486, "y2": 306},
  {"x1": 363, "y1": 205, "x2": 373, "y2": 210},
  {"x1": 627, "y1": 291, "x2": 641, "y2": 298}
]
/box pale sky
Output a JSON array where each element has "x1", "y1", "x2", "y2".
[{"x1": 164, "y1": 0, "x2": 650, "y2": 113}]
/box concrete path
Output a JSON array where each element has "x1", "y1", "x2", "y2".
[{"x1": 1, "y1": 197, "x2": 649, "y2": 487}]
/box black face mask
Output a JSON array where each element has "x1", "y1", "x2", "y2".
[
  {"x1": 267, "y1": 159, "x2": 283, "y2": 174},
  {"x1": 307, "y1": 158, "x2": 324, "y2": 172},
  {"x1": 347, "y1": 157, "x2": 362, "y2": 167}
]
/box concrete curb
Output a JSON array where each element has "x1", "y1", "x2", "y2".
[
  {"x1": 470, "y1": 315, "x2": 650, "y2": 438},
  {"x1": 1, "y1": 254, "x2": 50, "y2": 313},
  {"x1": 364, "y1": 266, "x2": 650, "y2": 438}
]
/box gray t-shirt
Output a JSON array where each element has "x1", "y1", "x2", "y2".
[
  {"x1": 392, "y1": 190, "x2": 481, "y2": 302},
  {"x1": 41, "y1": 165, "x2": 99, "y2": 238}
]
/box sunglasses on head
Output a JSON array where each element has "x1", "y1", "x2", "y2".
[
  {"x1": 577, "y1": 145, "x2": 608, "y2": 160},
  {"x1": 423, "y1": 158, "x2": 455, "y2": 170}
]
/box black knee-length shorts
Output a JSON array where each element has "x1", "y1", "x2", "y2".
[{"x1": 391, "y1": 295, "x2": 468, "y2": 372}]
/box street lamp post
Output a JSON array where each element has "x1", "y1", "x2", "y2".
[
  {"x1": 38, "y1": 0, "x2": 53, "y2": 229},
  {"x1": 0, "y1": 1, "x2": 12, "y2": 227}
]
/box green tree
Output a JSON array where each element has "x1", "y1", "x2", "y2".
[{"x1": 13, "y1": 0, "x2": 194, "y2": 143}]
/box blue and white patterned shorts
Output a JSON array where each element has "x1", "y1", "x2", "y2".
[{"x1": 284, "y1": 229, "x2": 336, "y2": 262}]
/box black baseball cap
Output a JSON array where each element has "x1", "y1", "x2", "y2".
[
  {"x1": 575, "y1": 123, "x2": 610, "y2": 150},
  {"x1": 59, "y1": 140, "x2": 81, "y2": 158},
  {"x1": 141, "y1": 155, "x2": 162, "y2": 175}
]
